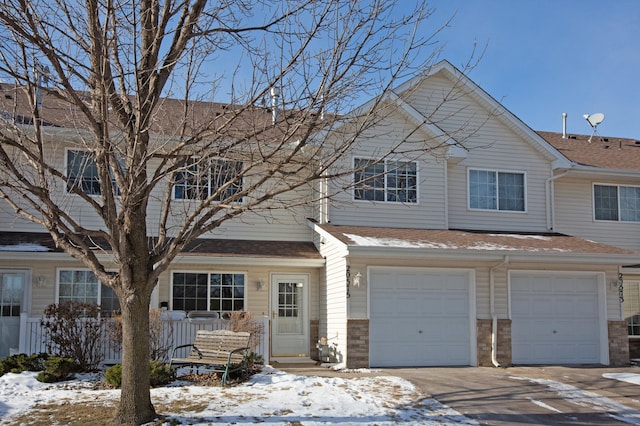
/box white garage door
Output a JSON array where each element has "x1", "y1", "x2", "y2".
[
  {"x1": 510, "y1": 272, "x2": 606, "y2": 365},
  {"x1": 369, "y1": 268, "x2": 474, "y2": 367}
]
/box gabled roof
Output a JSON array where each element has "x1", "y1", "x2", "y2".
[
  {"x1": 312, "y1": 223, "x2": 639, "y2": 264},
  {"x1": 389, "y1": 60, "x2": 573, "y2": 169},
  {"x1": 538, "y1": 131, "x2": 640, "y2": 172}
]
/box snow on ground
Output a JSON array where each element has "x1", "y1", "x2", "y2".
[
  {"x1": 512, "y1": 374, "x2": 640, "y2": 425},
  {"x1": 0, "y1": 366, "x2": 479, "y2": 425}
]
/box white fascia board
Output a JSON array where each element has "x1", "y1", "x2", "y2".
[
  {"x1": 0, "y1": 251, "x2": 116, "y2": 262},
  {"x1": 346, "y1": 246, "x2": 639, "y2": 265},
  {"x1": 171, "y1": 255, "x2": 325, "y2": 268},
  {"x1": 0, "y1": 251, "x2": 325, "y2": 268}
]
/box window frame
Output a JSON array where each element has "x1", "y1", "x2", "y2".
[
  {"x1": 170, "y1": 270, "x2": 246, "y2": 314},
  {"x1": 593, "y1": 183, "x2": 640, "y2": 222},
  {"x1": 172, "y1": 157, "x2": 244, "y2": 202},
  {"x1": 55, "y1": 268, "x2": 120, "y2": 315},
  {"x1": 467, "y1": 168, "x2": 527, "y2": 213},
  {"x1": 353, "y1": 157, "x2": 419, "y2": 204},
  {"x1": 65, "y1": 148, "x2": 123, "y2": 196}
]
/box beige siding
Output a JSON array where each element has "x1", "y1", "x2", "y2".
[
  {"x1": 554, "y1": 177, "x2": 640, "y2": 252},
  {"x1": 327, "y1": 110, "x2": 448, "y2": 229},
  {"x1": 7, "y1": 255, "x2": 320, "y2": 320},
  {"x1": 0, "y1": 137, "x2": 315, "y2": 242}
]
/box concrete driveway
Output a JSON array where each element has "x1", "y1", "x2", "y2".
[
  {"x1": 277, "y1": 362, "x2": 640, "y2": 425},
  {"x1": 387, "y1": 366, "x2": 640, "y2": 425}
]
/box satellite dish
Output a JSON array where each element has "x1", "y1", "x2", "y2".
[
  {"x1": 583, "y1": 112, "x2": 605, "y2": 142},
  {"x1": 584, "y1": 112, "x2": 605, "y2": 127}
]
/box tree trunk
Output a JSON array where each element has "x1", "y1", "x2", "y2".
[{"x1": 114, "y1": 288, "x2": 156, "y2": 425}]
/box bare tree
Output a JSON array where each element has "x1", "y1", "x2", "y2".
[{"x1": 0, "y1": 0, "x2": 470, "y2": 423}]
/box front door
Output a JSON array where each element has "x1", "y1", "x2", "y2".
[
  {"x1": 270, "y1": 274, "x2": 309, "y2": 358},
  {"x1": 0, "y1": 270, "x2": 29, "y2": 358}
]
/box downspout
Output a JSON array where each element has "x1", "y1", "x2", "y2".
[
  {"x1": 545, "y1": 171, "x2": 569, "y2": 230},
  {"x1": 490, "y1": 256, "x2": 509, "y2": 367}
]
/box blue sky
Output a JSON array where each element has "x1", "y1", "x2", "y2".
[{"x1": 419, "y1": 0, "x2": 640, "y2": 138}]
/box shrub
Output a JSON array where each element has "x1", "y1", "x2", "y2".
[
  {"x1": 36, "y1": 356, "x2": 78, "y2": 383},
  {"x1": 227, "y1": 311, "x2": 264, "y2": 355},
  {"x1": 41, "y1": 301, "x2": 107, "y2": 371},
  {"x1": 105, "y1": 360, "x2": 175, "y2": 388},
  {"x1": 0, "y1": 353, "x2": 48, "y2": 376},
  {"x1": 107, "y1": 308, "x2": 174, "y2": 362}
]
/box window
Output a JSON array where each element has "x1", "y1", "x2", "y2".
[
  {"x1": 594, "y1": 184, "x2": 640, "y2": 222},
  {"x1": 67, "y1": 150, "x2": 101, "y2": 195},
  {"x1": 172, "y1": 272, "x2": 245, "y2": 314},
  {"x1": 57, "y1": 269, "x2": 120, "y2": 315},
  {"x1": 173, "y1": 158, "x2": 243, "y2": 201},
  {"x1": 624, "y1": 281, "x2": 640, "y2": 336},
  {"x1": 469, "y1": 169, "x2": 525, "y2": 211},
  {"x1": 354, "y1": 158, "x2": 417, "y2": 203},
  {"x1": 66, "y1": 149, "x2": 122, "y2": 195}
]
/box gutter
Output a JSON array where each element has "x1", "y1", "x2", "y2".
[{"x1": 490, "y1": 256, "x2": 509, "y2": 367}]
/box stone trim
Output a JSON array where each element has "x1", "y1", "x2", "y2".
[
  {"x1": 477, "y1": 319, "x2": 512, "y2": 367},
  {"x1": 346, "y1": 319, "x2": 369, "y2": 368},
  {"x1": 608, "y1": 320, "x2": 630, "y2": 366}
]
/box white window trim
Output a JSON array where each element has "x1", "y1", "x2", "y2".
[
  {"x1": 592, "y1": 182, "x2": 640, "y2": 223},
  {"x1": 352, "y1": 156, "x2": 420, "y2": 205},
  {"x1": 171, "y1": 157, "x2": 244, "y2": 202},
  {"x1": 169, "y1": 270, "x2": 247, "y2": 312},
  {"x1": 55, "y1": 267, "x2": 107, "y2": 307},
  {"x1": 467, "y1": 167, "x2": 527, "y2": 213}
]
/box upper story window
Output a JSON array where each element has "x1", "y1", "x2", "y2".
[
  {"x1": 66, "y1": 149, "x2": 122, "y2": 196},
  {"x1": 67, "y1": 150, "x2": 101, "y2": 195},
  {"x1": 173, "y1": 158, "x2": 243, "y2": 201},
  {"x1": 594, "y1": 184, "x2": 640, "y2": 222},
  {"x1": 469, "y1": 169, "x2": 525, "y2": 212},
  {"x1": 171, "y1": 271, "x2": 245, "y2": 314},
  {"x1": 57, "y1": 269, "x2": 120, "y2": 315},
  {"x1": 354, "y1": 158, "x2": 417, "y2": 203}
]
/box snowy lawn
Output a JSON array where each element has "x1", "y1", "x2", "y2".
[{"x1": 0, "y1": 366, "x2": 478, "y2": 425}]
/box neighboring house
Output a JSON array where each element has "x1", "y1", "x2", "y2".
[{"x1": 1, "y1": 60, "x2": 638, "y2": 367}]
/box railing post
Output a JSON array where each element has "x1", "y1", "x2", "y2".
[
  {"x1": 18, "y1": 313, "x2": 28, "y2": 354},
  {"x1": 261, "y1": 316, "x2": 270, "y2": 366}
]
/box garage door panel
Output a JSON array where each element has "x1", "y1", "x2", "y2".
[
  {"x1": 370, "y1": 268, "x2": 472, "y2": 367},
  {"x1": 511, "y1": 273, "x2": 603, "y2": 365}
]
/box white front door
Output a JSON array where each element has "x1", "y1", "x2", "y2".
[
  {"x1": 0, "y1": 270, "x2": 29, "y2": 358},
  {"x1": 270, "y1": 274, "x2": 309, "y2": 357}
]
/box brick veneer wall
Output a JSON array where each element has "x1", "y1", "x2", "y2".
[
  {"x1": 346, "y1": 319, "x2": 369, "y2": 368},
  {"x1": 608, "y1": 321, "x2": 630, "y2": 366},
  {"x1": 310, "y1": 319, "x2": 319, "y2": 361},
  {"x1": 477, "y1": 319, "x2": 512, "y2": 367}
]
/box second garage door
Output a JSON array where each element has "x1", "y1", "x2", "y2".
[
  {"x1": 510, "y1": 272, "x2": 606, "y2": 365},
  {"x1": 369, "y1": 267, "x2": 475, "y2": 367}
]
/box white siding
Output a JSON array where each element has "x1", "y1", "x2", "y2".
[
  {"x1": 318, "y1": 238, "x2": 348, "y2": 363},
  {"x1": 554, "y1": 177, "x2": 640, "y2": 252}
]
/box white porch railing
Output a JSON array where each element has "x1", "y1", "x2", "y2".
[{"x1": 18, "y1": 313, "x2": 270, "y2": 366}]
